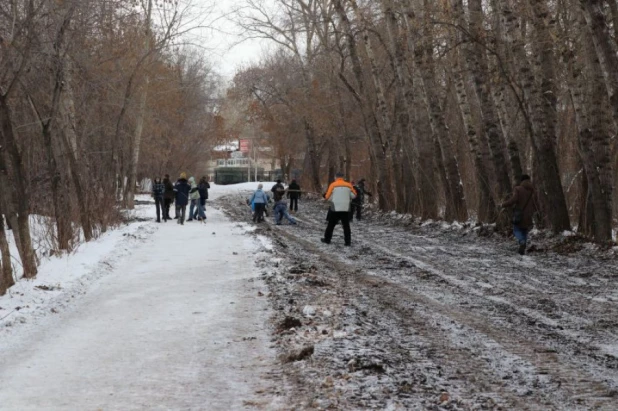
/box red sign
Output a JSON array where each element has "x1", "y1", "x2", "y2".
[{"x1": 239, "y1": 139, "x2": 251, "y2": 153}]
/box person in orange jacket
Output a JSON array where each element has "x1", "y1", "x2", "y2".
[{"x1": 321, "y1": 172, "x2": 357, "y2": 246}]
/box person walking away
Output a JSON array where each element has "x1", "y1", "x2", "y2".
[
  {"x1": 187, "y1": 176, "x2": 200, "y2": 221},
  {"x1": 193, "y1": 176, "x2": 209, "y2": 221},
  {"x1": 272, "y1": 182, "x2": 296, "y2": 225},
  {"x1": 352, "y1": 178, "x2": 372, "y2": 221},
  {"x1": 249, "y1": 184, "x2": 270, "y2": 222},
  {"x1": 287, "y1": 179, "x2": 301, "y2": 213},
  {"x1": 174, "y1": 173, "x2": 190, "y2": 225},
  {"x1": 152, "y1": 177, "x2": 165, "y2": 222},
  {"x1": 502, "y1": 174, "x2": 538, "y2": 255},
  {"x1": 163, "y1": 174, "x2": 175, "y2": 220},
  {"x1": 322, "y1": 172, "x2": 357, "y2": 246}
]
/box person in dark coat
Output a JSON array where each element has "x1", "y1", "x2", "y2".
[
  {"x1": 152, "y1": 177, "x2": 165, "y2": 222},
  {"x1": 502, "y1": 174, "x2": 538, "y2": 255},
  {"x1": 350, "y1": 178, "x2": 372, "y2": 221},
  {"x1": 287, "y1": 179, "x2": 301, "y2": 212},
  {"x1": 193, "y1": 176, "x2": 210, "y2": 221},
  {"x1": 174, "y1": 172, "x2": 191, "y2": 225},
  {"x1": 270, "y1": 180, "x2": 285, "y2": 201},
  {"x1": 163, "y1": 174, "x2": 175, "y2": 220}
]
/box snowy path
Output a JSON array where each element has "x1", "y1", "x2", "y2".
[{"x1": 0, "y1": 207, "x2": 278, "y2": 410}]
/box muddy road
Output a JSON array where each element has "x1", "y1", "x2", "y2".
[{"x1": 217, "y1": 193, "x2": 618, "y2": 410}]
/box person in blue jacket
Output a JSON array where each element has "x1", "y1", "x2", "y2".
[
  {"x1": 174, "y1": 172, "x2": 191, "y2": 225},
  {"x1": 249, "y1": 184, "x2": 270, "y2": 223}
]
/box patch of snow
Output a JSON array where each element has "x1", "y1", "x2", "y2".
[{"x1": 303, "y1": 305, "x2": 316, "y2": 317}]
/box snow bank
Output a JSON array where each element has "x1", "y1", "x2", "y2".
[{"x1": 0, "y1": 201, "x2": 153, "y2": 331}]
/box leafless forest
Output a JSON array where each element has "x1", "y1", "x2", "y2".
[
  {"x1": 0, "y1": 0, "x2": 221, "y2": 293},
  {"x1": 1, "y1": 0, "x2": 617, "y2": 295},
  {"x1": 228, "y1": 0, "x2": 617, "y2": 237}
]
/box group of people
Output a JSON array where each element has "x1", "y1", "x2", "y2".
[
  {"x1": 320, "y1": 172, "x2": 538, "y2": 254},
  {"x1": 248, "y1": 179, "x2": 301, "y2": 225},
  {"x1": 191, "y1": 169, "x2": 536, "y2": 254},
  {"x1": 246, "y1": 173, "x2": 372, "y2": 247},
  {"x1": 152, "y1": 173, "x2": 210, "y2": 225}
]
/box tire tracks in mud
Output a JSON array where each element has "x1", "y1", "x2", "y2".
[
  {"x1": 270, "y1": 222, "x2": 615, "y2": 409},
  {"x1": 290, "y1": 207, "x2": 618, "y2": 379},
  {"x1": 216, "y1": 196, "x2": 617, "y2": 409}
]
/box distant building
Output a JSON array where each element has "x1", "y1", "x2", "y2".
[{"x1": 208, "y1": 141, "x2": 281, "y2": 184}]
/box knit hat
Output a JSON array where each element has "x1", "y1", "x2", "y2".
[
  {"x1": 335, "y1": 171, "x2": 344, "y2": 178},
  {"x1": 180, "y1": 172, "x2": 187, "y2": 179}
]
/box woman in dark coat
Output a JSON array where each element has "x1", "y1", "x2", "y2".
[
  {"x1": 163, "y1": 174, "x2": 175, "y2": 220},
  {"x1": 174, "y1": 173, "x2": 191, "y2": 225}
]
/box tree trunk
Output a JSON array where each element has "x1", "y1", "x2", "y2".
[
  {"x1": 523, "y1": 0, "x2": 571, "y2": 232},
  {"x1": 489, "y1": 0, "x2": 524, "y2": 183},
  {"x1": 349, "y1": 0, "x2": 396, "y2": 209},
  {"x1": 581, "y1": 0, "x2": 618, "y2": 127},
  {"x1": 466, "y1": 0, "x2": 513, "y2": 202},
  {"x1": 383, "y1": 0, "x2": 436, "y2": 218},
  {"x1": 567, "y1": 8, "x2": 613, "y2": 242},
  {"x1": 410, "y1": 4, "x2": 467, "y2": 221},
  {"x1": 0, "y1": 178, "x2": 14, "y2": 295},
  {"x1": 42, "y1": 123, "x2": 72, "y2": 251},
  {"x1": 447, "y1": 0, "x2": 496, "y2": 222},
  {"x1": 0, "y1": 96, "x2": 38, "y2": 278},
  {"x1": 125, "y1": 0, "x2": 153, "y2": 209},
  {"x1": 333, "y1": 0, "x2": 393, "y2": 210}
]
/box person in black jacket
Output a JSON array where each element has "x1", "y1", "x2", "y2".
[
  {"x1": 287, "y1": 179, "x2": 301, "y2": 212},
  {"x1": 163, "y1": 174, "x2": 175, "y2": 220},
  {"x1": 152, "y1": 177, "x2": 165, "y2": 222},
  {"x1": 174, "y1": 173, "x2": 191, "y2": 225},
  {"x1": 350, "y1": 178, "x2": 372, "y2": 221},
  {"x1": 271, "y1": 180, "x2": 284, "y2": 198},
  {"x1": 193, "y1": 176, "x2": 210, "y2": 220}
]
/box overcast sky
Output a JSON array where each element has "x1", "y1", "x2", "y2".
[{"x1": 184, "y1": 0, "x2": 273, "y2": 80}]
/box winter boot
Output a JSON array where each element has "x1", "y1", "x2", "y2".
[{"x1": 518, "y1": 243, "x2": 526, "y2": 255}]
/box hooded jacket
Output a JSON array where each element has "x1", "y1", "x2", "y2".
[
  {"x1": 188, "y1": 177, "x2": 200, "y2": 201},
  {"x1": 250, "y1": 189, "x2": 270, "y2": 205},
  {"x1": 198, "y1": 178, "x2": 210, "y2": 200},
  {"x1": 503, "y1": 180, "x2": 537, "y2": 229},
  {"x1": 325, "y1": 178, "x2": 357, "y2": 212}
]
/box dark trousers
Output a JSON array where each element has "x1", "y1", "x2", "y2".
[
  {"x1": 289, "y1": 197, "x2": 298, "y2": 211},
  {"x1": 164, "y1": 198, "x2": 173, "y2": 219},
  {"x1": 253, "y1": 203, "x2": 266, "y2": 222},
  {"x1": 176, "y1": 205, "x2": 186, "y2": 224},
  {"x1": 324, "y1": 211, "x2": 351, "y2": 245},
  {"x1": 155, "y1": 197, "x2": 164, "y2": 221},
  {"x1": 349, "y1": 202, "x2": 362, "y2": 221}
]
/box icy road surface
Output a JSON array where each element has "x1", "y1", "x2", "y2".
[{"x1": 0, "y1": 204, "x2": 280, "y2": 410}]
